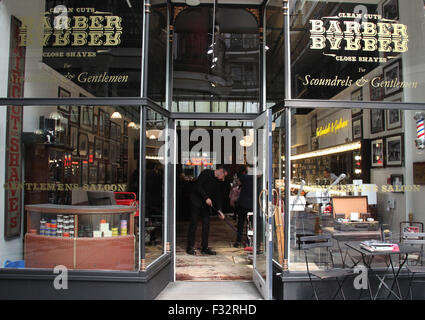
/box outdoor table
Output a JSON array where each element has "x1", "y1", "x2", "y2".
[
  {"x1": 344, "y1": 243, "x2": 420, "y2": 300},
  {"x1": 323, "y1": 227, "x2": 381, "y2": 268}
]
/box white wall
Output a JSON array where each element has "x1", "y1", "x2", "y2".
[{"x1": 400, "y1": 0, "x2": 425, "y2": 229}]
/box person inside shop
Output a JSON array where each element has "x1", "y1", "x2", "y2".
[
  {"x1": 233, "y1": 166, "x2": 253, "y2": 248},
  {"x1": 323, "y1": 168, "x2": 338, "y2": 184},
  {"x1": 186, "y1": 166, "x2": 228, "y2": 255}
]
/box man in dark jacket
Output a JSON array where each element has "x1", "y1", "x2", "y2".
[
  {"x1": 234, "y1": 169, "x2": 254, "y2": 248},
  {"x1": 187, "y1": 166, "x2": 228, "y2": 255}
]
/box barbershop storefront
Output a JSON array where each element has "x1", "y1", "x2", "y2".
[{"x1": 1, "y1": 0, "x2": 425, "y2": 300}]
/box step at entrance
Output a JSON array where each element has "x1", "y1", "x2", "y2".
[{"x1": 156, "y1": 281, "x2": 262, "y2": 300}]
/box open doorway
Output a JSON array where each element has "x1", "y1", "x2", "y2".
[{"x1": 174, "y1": 120, "x2": 256, "y2": 281}]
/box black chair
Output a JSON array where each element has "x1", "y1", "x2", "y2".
[
  {"x1": 401, "y1": 231, "x2": 425, "y2": 299},
  {"x1": 87, "y1": 191, "x2": 117, "y2": 205},
  {"x1": 301, "y1": 234, "x2": 353, "y2": 300}
]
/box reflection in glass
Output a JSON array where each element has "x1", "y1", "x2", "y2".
[
  {"x1": 283, "y1": 107, "x2": 425, "y2": 271},
  {"x1": 255, "y1": 125, "x2": 267, "y2": 278},
  {"x1": 144, "y1": 108, "x2": 166, "y2": 265},
  {"x1": 172, "y1": 5, "x2": 260, "y2": 111},
  {"x1": 290, "y1": 0, "x2": 425, "y2": 103},
  {"x1": 1, "y1": 105, "x2": 140, "y2": 271},
  {"x1": 1, "y1": 0, "x2": 143, "y2": 98}
]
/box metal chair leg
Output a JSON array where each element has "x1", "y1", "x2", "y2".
[
  {"x1": 307, "y1": 272, "x2": 319, "y2": 300},
  {"x1": 332, "y1": 277, "x2": 347, "y2": 300}
]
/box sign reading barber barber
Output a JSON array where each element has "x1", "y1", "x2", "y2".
[{"x1": 309, "y1": 12, "x2": 409, "y2": 63}]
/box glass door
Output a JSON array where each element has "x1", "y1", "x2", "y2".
[{"x1": 253, "y1": 109, "x2": 273, "y2": 299}]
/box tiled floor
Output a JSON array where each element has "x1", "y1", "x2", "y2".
[
  {"x1": 155, "y1": 281, "x2": 263, "y2": 300},
  {"x1": 176, "y1": 217, "x2": 253, "y2": 281}
]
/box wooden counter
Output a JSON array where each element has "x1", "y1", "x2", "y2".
[{"x1": 24, "y1": 204, "x2": 137, "y2": 270}]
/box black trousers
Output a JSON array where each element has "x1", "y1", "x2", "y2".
[
  {"x1": 187, "y1": 203, "x2": 211, "y2": 250},
  {"x1": 235, "y1": 205, "x2": 250, "y2": 243}
]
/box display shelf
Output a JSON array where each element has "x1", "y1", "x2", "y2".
[{"x1": 24, "y1": 204, "x2": 137, "y2": 270}]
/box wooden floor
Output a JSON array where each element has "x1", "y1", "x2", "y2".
[{"x1": 176, "y1": 216, "x2": 253, "y2": 281}]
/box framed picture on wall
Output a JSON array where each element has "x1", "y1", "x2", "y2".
[
  {"x1": 89, "y1": 165, "x2": 98, "y2": 184},
  {"x1": 123, "y1": 136, "x2": 128, "y2": 160},
  {"x1": 352, "y1": 116, "x2": 363, "y2": 140},
  {"x1": 116, "y1": 124, "x2": 121, "y2": 141},
  {"x1": 370, "y1": 109, "x2": 385, "y2": 134},
  {"x1": 383, "y1": 60, "x2": 402, "y2": 97},
  {"x1": 69, "y1": 125, "x2": 78, "y2": 156},
  {"x1": 387, "y1": 109, "x2": 402, "y2": 130},
  {"x1": 103, "y1": 141, "x2": 110, "y2": 161},
  {"x1": 371, "y1": 138, "x2": 384, "y2": 168},
  {"x1": 413, "y1": 162, "x2": 425, "y2": 185},
  {"x1": 69, "y1": 106, "x2": 79, "y2": 124},
  {"x1": 78, "y1": 132, "x2": 89, "y2": 157},
  {"x1": 57, "y1": 111, "x2": 69, "y2": 146},
  {"x1": 112, "y1": 164, "x2": 118, "y2": 183},
  {"x1": 94, "y1": 137, "x2": 103, "y2": 160},
  {"x1": 98, "y1": 109, "x2": 104, "y2": 137},
  {"x1": 386, "y1": 134, "x2": 404, "y2": 167},
  {"x1": 81, "y1": 161, "x2": 89, "y2": 185},
  {"x1": 98, "y1": 162, "x2": 105, "y2": 184},
  {"x1": 382, "y1": 0, "x2": 399, "y2": 20},
  {"x1": 106, "y1": 164, "x2": 112, "y2": 184},
  {"x1": 370, "y1": 76, "x2": 384, "y2": 101},
  {"x1": 93, "y1": 114, "x2": 98, "y2": 135},
  {"x1": 351, "y1": 88, "x2": 363, "y2": 117},
  {"x1": 58, "y1": 87, "x2": 71, "y2": 112},
  {"x1": 80, "y1": 106, "x2": 93, "y2": 131},
  {"x1": 104, "y1": 112, "x2": 110, "y2": 138},
  {"x1": 390, "y1": 174, "x2": 404, "y2": 193}
]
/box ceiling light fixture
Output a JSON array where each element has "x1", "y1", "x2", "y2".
[
  {"x1": 49, "y1": 111, "x2": 64, "y2": 120},
  {"x1": 128, "y1": 121, "x2": 137, "y2": 128},
  {"x1": 186, "y1": 0, "x2": 200, "y2": 6},
  {"x1": 146, "y1": 129, "x2": 163, "y2": 140},
  {"x1": 290, "y1": 141, "x2": 361, "y2": 161},
  {"x1": 111, "y1": 111, "x2": 122, "y2": 119}
]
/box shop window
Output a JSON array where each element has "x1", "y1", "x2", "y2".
[
  {"x1": 0, "y1": 0, "x2": 143, "y2": 99},
  {"x1": 265, "y1": 0, "x2": 285, "y2": 104},
  {"x1": 172, "y1": 6, "x2": 260, "y2": 106},
  {"x1": 1, "y1": 105, "x2": 141, "y2": 271},
  {"x1": 272, "y1": 107, "x2": 425, "y2": 271},
  {"x1": 291, "y1": 0, "x2": 425, "y2": 103},
  {"x1": 147, "y1": 1, "x2": 167, "y2": 104},
  {"x1": 144, "y1": 108, "x2": 166, "y2": 266}
]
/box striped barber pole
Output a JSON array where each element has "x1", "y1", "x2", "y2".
[{"x1": 417, "y1": 118, "x2": 425, "y2": 139}]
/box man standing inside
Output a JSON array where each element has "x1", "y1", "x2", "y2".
[
  {"x1": 187, "y1": 166, "x2": 228, "y2": 255},
  {"x1": 324, "y1": 168, "x2": 338, "y2": 184}
]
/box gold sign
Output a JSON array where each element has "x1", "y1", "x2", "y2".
[
  {"x1": 316, "y1": 117, "x2": 348, "y2": 137},
  {"x1": 18, "y1": 8, "x2": 123, "y2": 47},
  {"x1": 309, "y1": 12, "x2": 409, "y2": 63},
  {"x1": 3, "y1": 182, "x2": 127, "y2": 192}
]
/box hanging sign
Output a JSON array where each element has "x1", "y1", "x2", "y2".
[{"x1": 4, "y1": 16, "x2": 26, "y2": 240}]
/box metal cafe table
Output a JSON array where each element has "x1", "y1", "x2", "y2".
[
  {"x1": 323, "y1": 227, "x2": 381, "y2": 268},
  {"x1": 344, "y1": 243, "x2": 420, "y2": 300}
]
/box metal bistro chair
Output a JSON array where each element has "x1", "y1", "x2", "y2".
[
  {"x1": 301, "y1": 234, "x2": 353, "y2": 300},
  {"x1": 401, "y1": 230, "x2": 425, "y2": 300}
]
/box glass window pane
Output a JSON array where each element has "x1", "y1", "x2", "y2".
[
  {"x1": 145, "y1": 108, "x2": 166, "y2": 265},
  {"x1": 1, "y1": 105, "x2": 141, "y2": 271},
  {"x1": 172, "y1": 6, "x2": 260, "y2": 111},
  {"x1": 291, "y1": 0, "x2": 425, "y2": 103},
  {"x1": 0, "y1": 0, "x2": 143, "y2": 98},
  {"x1": 281, "y1": 106, "x2": 425, "y2": 272},
  {"x1": 147, "y1": 1, "x2": 167, "y2": 103},
  {"x1": 266, "y1": 0, "x2": 285, "y2": 103}
]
